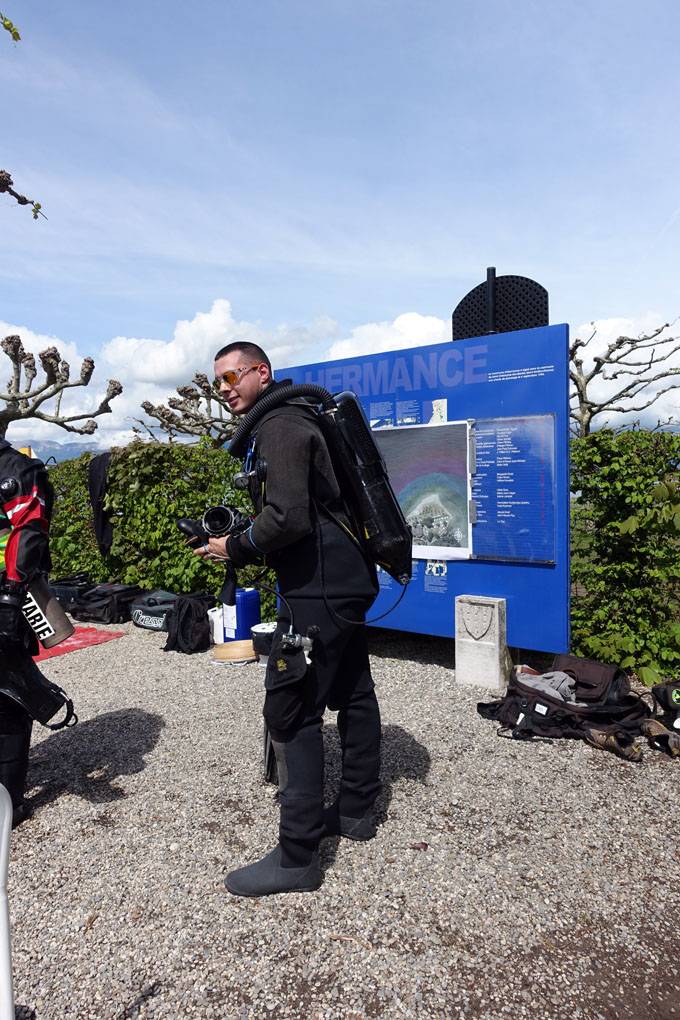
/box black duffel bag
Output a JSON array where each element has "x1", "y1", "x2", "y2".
[
  {"x1": 131, "y1": 590, "x2": 179, "y2": 632},
  {"x1": 71, "y1": 583, "x2": 144, "y2": 624},
  {"x1": 551, "y1": 653, "x2": 630, "y2": 704},
  {"x1": 48, "y1": 573, "x2": 97, "y2": 611}
]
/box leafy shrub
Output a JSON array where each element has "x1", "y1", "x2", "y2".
[
  {"x1": 49, "y1": 440, "x2": 277, "y2": 620},
  {"x1": 49, "y1": 453, "x2": 108, "y2": 581},
  {"x1": 570, "y1": 429, "x2": 680, "y2": 684}
]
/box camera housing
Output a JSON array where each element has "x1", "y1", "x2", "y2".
[
  {"x1": 177, "y1": 505, "x2": 251, "y2": 548},
  {"x1": 202, "y1": 505, "x2": 249, "y2": 537}
]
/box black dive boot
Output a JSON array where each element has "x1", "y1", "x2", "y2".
[
  {"x1": 226, "y1": 726, "x2": 324, "y2": 896},
  {"x1": 321, "y1": 802, "x2": 376, "y2": 841},
  {"x1": 225, "y1": 846, "x2": 322, "y2": 897}
]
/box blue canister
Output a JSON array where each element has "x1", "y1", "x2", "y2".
[{"x1": 223, "y1": 587, "x2": 261, "y2": 642}]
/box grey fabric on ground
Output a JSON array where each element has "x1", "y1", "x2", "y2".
[{"x1": 517, "y1": 670, "x2": 578, "y2": 702}]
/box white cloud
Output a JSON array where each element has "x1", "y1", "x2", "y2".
[
  {"x1": 101, "y1": 299, "x2": 338, "y2": 385},
  {"x1": 1, "y1": 301, "x2": 345, "y2": 448},
  {"x1": 327, "y1": 312, "x2": 449, "y2": 360}
]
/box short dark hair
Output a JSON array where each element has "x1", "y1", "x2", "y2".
[{"x1": 214, "y1": 341, "x2": 272, "y2": 375}]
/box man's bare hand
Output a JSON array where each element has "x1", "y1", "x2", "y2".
[{"x1": 192, "y1": 535, "x2": 231, "y2": 562}]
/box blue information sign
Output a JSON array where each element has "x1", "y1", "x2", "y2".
[
  {"x1": 472, "y1": 415, "x2": 555, "y2": 563},
  {"x1": 280, "y1": 324, "x2": 570, "y2": 652}
]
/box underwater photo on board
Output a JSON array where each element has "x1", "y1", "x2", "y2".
[{"x1": 376, "y1": 421, "x2": 471, "y2": 559}]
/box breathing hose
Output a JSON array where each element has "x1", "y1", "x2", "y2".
[{"x1": 229, "y1": 384, "x2": 335, "y2": 458}]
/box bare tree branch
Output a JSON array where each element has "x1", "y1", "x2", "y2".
[
  {"x1": 0, "y1": 334, "x2": 123, "y2": 439},
  {"x1": 1, "y1": 10, "x2": 20, "y2": 42},
  {"x1": 570, "y1": 322, "x2": 680, "y2": 436},
  {"x1": 140, "y1": 374, "x2": 236, "y2": 447},
  {"x1": 0, "y1": 169, "x2": 45, "y2": 219},
  {"x1": 130, "y1": 418, "x2": 165, "y2": 442}
]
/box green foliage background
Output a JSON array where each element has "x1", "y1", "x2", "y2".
[
  {"x1": 48, "y1": 441, "x2": 276, "y2": 620},
  {"x1": 570, "y1": 430, "x2": 680, "y2": 685}
]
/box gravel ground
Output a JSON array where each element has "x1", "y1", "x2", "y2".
[{"x1": 8, "y1": 621, "x2": 680, "y2": 1020}]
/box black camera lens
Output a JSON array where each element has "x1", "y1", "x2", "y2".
[{"x1": 202, "y1": 506, "x2": 236, "y2": 536}]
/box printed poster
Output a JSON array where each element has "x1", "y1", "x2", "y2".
[{"x1": 376, "y1": 421, "x2": 472, "y2": 560}]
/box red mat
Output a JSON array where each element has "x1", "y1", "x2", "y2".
[{"x1": 33, "y1": 626, "x2": 126, "y2": 662}]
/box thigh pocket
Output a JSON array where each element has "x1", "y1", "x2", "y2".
[{"x1": 263, "y1": 632, "x2": 309, "y2": 733}]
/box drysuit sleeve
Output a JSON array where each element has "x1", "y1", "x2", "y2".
[
  {"x1": 227, "y1": 415, "x2": 314, "y2": 567},
  {"x1": 1, "y1": 453, "x2": 52, "y2": 585}
]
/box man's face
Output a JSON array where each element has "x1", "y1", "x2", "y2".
[{"x1": 214, "y1": 351, "x2": 271, "y2": 415}]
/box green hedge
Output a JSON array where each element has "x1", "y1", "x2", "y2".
[
  {"x1": 570, "y1": 429, "x2": 680, "y2": 684},
  {"x1": 49, "y1": 431, "x2": 680, "y2": 680},
  {"x1": 49, "y1": 440, "x2": 277, "y2": 620},
  {"x1": 49, "y1": 452, "x2": 109, "y2": 582}
]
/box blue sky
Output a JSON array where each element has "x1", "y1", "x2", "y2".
[{"x1": 2, "y1": 0, "x2": 679, "y2": 442}]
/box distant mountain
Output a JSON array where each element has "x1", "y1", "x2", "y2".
[{"x1": 20, "y1": 440, "x2": 102, "y2": 464}]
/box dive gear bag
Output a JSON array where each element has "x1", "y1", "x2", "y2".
[
  {"x1": 70, "y1": 583, "x2": 144, "y2": 624},
  {"x1": 478, "y1": 655, "x2": 648, "y2": 755},
  {"x1": 131, "y1": 589, "x2": 179, "y2": 632},
  {"x1": 550, "y1": 653, "x2": 630, "y2": 705},
  {"x1": 163, "y1": 593, "x2": 216, "y2": 653},
  {"x1": 48, "y1": 572, "x2": 97, "y2": 611},
  {"x1": 229, "y1": 384, "x2": 412, "y2": 585}
]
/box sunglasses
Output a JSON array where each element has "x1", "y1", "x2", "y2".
[{"x1": 213, "y1": 364, "x2": 261, "y2": 389}]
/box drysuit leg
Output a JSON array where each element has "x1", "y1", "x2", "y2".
[
  {"x1": 332, "y1": 627, "x2": 381, "y2": 819},
  {"x1": 0, "y1": 692, "x2": 32, "y2": 809},
  {"x1": 269, "y1": 597, "x2": 380, "y2": 867},
  {"x1": 271, "y1": 718, "x2": 325, "y2": 868}
]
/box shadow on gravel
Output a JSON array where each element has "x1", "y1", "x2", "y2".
[
  {"x1": 368, "y1": 627, "x2": 557, "y2": 673},
  {"x1": 321, "y1": 722, "x2": 431, "y2": 871},
  {"x1": 368, "y1": 626, "x2": 455, "y2": 668},
  {"x1": 26, "y1": 708, "x2": 165, "y2": 810}
]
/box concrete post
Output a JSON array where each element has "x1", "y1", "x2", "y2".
[
  {"x1": 455, "y1": 594, "x2": 511, "y2": 691},
  {"x1": 0, "y1": 784, "x2": 14, "y2": 1020}
]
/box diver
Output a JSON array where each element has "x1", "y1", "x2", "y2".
[{"x1": 195, "y1": 341, "x2": 383, "y2": 896}]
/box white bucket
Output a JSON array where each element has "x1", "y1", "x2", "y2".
[{"x1": 251, "y1": 621, "x2": 277, "y2": 666}]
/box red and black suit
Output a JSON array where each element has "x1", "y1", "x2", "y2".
[{"x1": 0, "y1": 437, "x2": 54, "y2": 824}]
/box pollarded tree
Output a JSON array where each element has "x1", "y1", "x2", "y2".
[
  {"x1": 139, "y1": 373, "x2": 236, "y2": 447},
  {"x1": 570, "y1": 322, "x2": 680, "y2": 437},
  {"x1": 0, "y1": 334, "x2": 123, "y2": 440}
]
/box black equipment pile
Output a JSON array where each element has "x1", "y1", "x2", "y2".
[
  {"x1": 478, "y1": 653, "x2": 680, "y2": 763},
  {"x1": 48, "y1": 572, "x2": 97, "y2": 612},
  {"x1": 70, "y1": 583, "x2": 144, "y2": 625}
]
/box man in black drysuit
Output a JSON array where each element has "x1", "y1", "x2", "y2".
[
  {"x1": 0, "y1": 438, "x2": 54, "y2": 826},
  {"x1": 197, "y1": 341, "x2": 381, "y2": 896}
]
